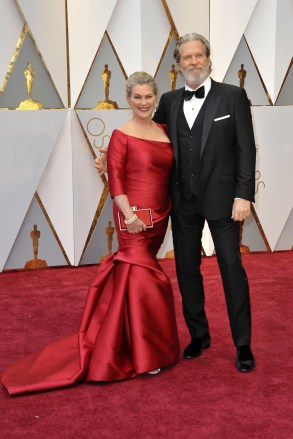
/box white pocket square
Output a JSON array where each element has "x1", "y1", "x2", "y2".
[{"x1": 214, "y1": 115, "x2": 230, "y2": 121}]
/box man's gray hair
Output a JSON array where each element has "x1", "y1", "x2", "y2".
[{"x1": 173, "y1": 33, "x2": 211, "y2": 63}]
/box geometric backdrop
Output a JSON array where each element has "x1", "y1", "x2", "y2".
[{"x1": 0, "y1": 0, "x2": 292, "y2": 271}]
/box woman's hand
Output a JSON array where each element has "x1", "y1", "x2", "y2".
[
  {"x1": 113, "y1": 195, "x2": 146, "y2": 234},
  {"x1": 126, "y1": 218, "x2": 147, "y2": 234}
]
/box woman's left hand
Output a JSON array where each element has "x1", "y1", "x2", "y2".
[{"x1": 127, "y1": 218, "x2": 147, "y2": 233}]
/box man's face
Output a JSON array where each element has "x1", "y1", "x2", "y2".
[{"x1": 177, "y1": 40, "x2": 210, "y2": 87}]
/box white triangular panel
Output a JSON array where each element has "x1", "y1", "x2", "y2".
[
  {"x1": 202, "y1": 222, "x2": 214, "y2": 257},
  {"x1": 37, "y1": 110, "x2": 75, "y2": 264},
  {"x1": 223, "y1": 36, "x2": 269, "y2": 106},
  {"x1": 245, "y1": 0, "x2": 293, "y2": 103},
  {"x1": 242, "y1": 213, "x2": 268, "y2": 252},
  {"x1": 107, "y1": 0, "x2": 170, "y2": 76},
  {"x1": 210, "y1": 0, "x2": 257, "y2": 81},
  {"x1": 76, "y1": 109, "x2": 130, "y2": 158},
  {"x1": 245, "y1": 0, "x2": 277, "y2": 103},
  {"x1": 275, "y1": 0, "x2": 293, "y2": 102},
  {"x1": 0, "y1": 110, "x2": 67, "y2": 270},
  {"x1": 17, "y1": 0, "x2": 68, "y2": 107},
  {"x1": 140, "y1": 0, "x2": 172, "y2": 74},
  {"x1": 0, "y1": 0, "x2": 24, "y2": 91},
  {"x1": 157, "y1": 219, "x2": 173, "y2": 258},
  {"x1": 67, "y1": 0, "x2": 118, "y2": 107},
  {"x1": 74, "y1": 109, "x2": 135, "y2": 265},
  {"x1": 80, "y1": 197, "x2": 118, "y2": 265},
  {"x1": 165, "y1": 0, "x2": 209, "y2": 39},
  {"x1": 276, "y1": 63, "x2": 293, "y2": 106},
  {"x1": 72, "y1": 110, "x2": 105, "y2": 265},
  {"x1": 107, "y1": 0, "x2": 141, "y2": 74},
  {"x1": 251, "y1": 106, "x2": 293, "y2": 250},
  {"x1": 274, "y1": 208, "x2": 293, "y2": 251},
  {"x1": 157, "y1": 220, "x2": 215, "y2": 258}
]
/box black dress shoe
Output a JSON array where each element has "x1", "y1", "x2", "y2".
[
  {"x1": 184, "y1": 334, "x2": 211, "y2": 359},
  {"x1": 236, "y1": 345, "x2": 255, "y2": 372}
]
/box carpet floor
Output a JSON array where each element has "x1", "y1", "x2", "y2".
[{"x1": 0, "y1": 252, "x2": 292, "y2": 439}]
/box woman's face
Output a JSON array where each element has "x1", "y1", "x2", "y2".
[{"x1": 128, "y1": 84, "x2": 157, "y2": 120}]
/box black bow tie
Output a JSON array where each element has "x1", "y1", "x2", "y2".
[{"x1": 184, "y1": 86, "x2": 205, "y2": 101}]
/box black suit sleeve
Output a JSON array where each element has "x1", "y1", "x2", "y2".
[
  {"x1": 153, "y1": 93, "x2": 167, "y2": 124},
  {"x1": 234, "y1": 88, "x2": 256, "y2": 202}
]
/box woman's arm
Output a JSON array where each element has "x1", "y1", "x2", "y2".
[
  {"x1": 114, "y1": 194, "x2": 146, "y2": 233},
  {"x1": 107, "y1": 131, "x2": 146, "y2": 233}
]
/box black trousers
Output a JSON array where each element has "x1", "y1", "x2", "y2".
[{"x1": 171, "y1": 195, "x2": 251, "y2": 346}]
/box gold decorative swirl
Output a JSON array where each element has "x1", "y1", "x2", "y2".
[{"x1": 94, "y1": 135, "x2": 110, "y2": 150}]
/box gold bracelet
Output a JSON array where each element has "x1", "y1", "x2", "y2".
[{"x1": 124, "y1": 214, "x2": 138, "y2": 225}]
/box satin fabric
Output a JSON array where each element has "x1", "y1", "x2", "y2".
[{"x1": 2, "y1": 127, "x2": 180, "y2": 396}]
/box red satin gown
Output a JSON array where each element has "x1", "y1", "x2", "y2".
[{"x1": 1, "y1": 125, "x2": 180, "y2": 396}]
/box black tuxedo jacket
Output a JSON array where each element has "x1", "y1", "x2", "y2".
[{"x1": 154, "y1": 79, "x2": 256, "y2": 220}]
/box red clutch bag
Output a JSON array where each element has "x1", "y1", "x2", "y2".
[{"x1": 118, "y1": 207, "x2": 153, "y2": 231}]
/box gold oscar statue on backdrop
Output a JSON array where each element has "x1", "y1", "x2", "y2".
[
  {"x1": 100, "y1": 220, "x2": 115, "y2": 262},
  {"x1": 106, "y1": 221, "x2": 115, "y2": 255},
  {"x1": 238, "y1": 64, "x2": 246, "y2": 89},
  {"x1": 18, "y1": 62, "x2": 44, "y2": 110},
  {"x1": 169, "y1": 64, "x2": 178, "y2": 91},
  {"x1": 238, "y1": 63, "x2": 250, "y2": 254},
  {"x1": 95, "y1": 64, "x2": 118, "y2": 110},
  {"x1": 24, "y1": 225, "x2": 47, "y2": 269}
]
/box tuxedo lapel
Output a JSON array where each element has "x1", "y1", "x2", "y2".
[
  {"x1": 170, "y1": 88, "x2": 184, "y2": 163},
  {"x1": 201, "y1": 80, "x2": 221, "y2": 156}
]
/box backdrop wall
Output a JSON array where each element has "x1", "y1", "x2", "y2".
[{"x1": 0, "y1": 0, "x2": 292, "y2": 271}]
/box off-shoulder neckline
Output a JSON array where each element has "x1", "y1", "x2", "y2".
[{"x1": 113, "y1": 125, "x2": 171, "y2": 143}]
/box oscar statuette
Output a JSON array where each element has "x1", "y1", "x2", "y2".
[
  {"x1": 17, "y1": 62, "x2": 44, "y2": 110},
  {"x1": 24, "y1": 225, "x2": 47, "y2": 268},
  {"x1": 96, "y1": 64, "x2": 118, "y2": 110}
]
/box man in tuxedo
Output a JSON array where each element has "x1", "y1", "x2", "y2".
[{"x1": 152, "y1": 33, "x2": 256, "y2": 372}]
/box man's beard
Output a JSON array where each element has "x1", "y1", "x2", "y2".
[{"x1": 179, "y1": 64, "x2": 210, "y2": 87}]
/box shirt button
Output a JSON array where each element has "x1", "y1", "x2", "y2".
[
  {"x1": 190, "y1": 136, "x2": 193, "y2": 139},
  {"x1": 191, "y1": 174, "x2": 194, "y2": 177},
  {"x1": 189, "y1": 148, "x2": 193, "y2": 152}
]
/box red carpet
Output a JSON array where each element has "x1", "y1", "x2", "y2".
[{"x1": 0, "y1": 252, "x2": 292, "y2": 439}]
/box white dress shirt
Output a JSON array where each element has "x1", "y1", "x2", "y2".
[{"x1": 183, "y1": 76, "x2": 211, "y2": 129}]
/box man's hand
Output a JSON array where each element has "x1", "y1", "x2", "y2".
[
  {"x1": 231, "y1": 199, "x2": 251, "y2": 222},
  {"x1": 94, "y1": 148, "x2": 107, "y2": 176}
]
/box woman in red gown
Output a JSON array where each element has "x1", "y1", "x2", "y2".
[{"x1": 1, "y1": 72, "x2": 179, "y2": 395}]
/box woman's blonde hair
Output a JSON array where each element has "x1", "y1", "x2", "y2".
[{"x1": 126, "y1": 71, "x2": 157, "y2": 98}]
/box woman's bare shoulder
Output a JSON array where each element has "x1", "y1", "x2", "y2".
[{"x1": 115, "y1": 121, "x2": 133, "y2": 136}]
